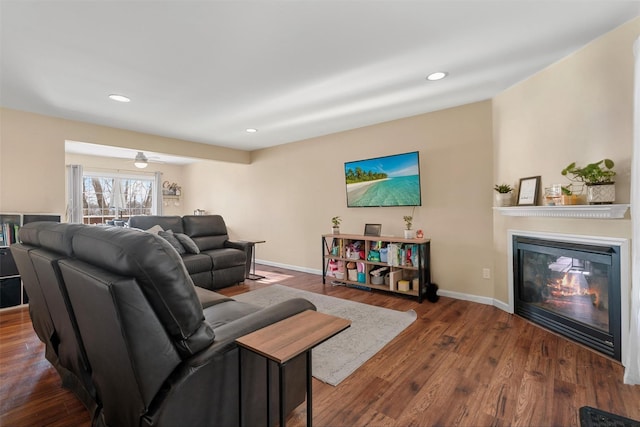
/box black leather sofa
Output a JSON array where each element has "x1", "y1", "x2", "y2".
[
  {"x1": 128, "y1": 215, "x2": 250, "y2": 290},
  {"x1": 11, "y1": 222, "x2": 315, "y2": 427}
]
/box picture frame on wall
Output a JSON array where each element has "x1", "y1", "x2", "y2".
[{"x1": 517, "y1": 176, "x2": 541, "y2": 206}]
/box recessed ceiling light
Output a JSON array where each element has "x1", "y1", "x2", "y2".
[
  {"x1": 109, "y1": 94, "x2": 131, "y2": 102},
  {"x1": 426, "y1": 72, "x2": 448, "y2": 81},
  {"x1": 246, "y1": 128, "x2": 258, "y2": 133}
]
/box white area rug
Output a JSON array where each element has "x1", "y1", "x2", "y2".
[{"x1": 233, "y1": 284, "x2": 417, "y2": 386}]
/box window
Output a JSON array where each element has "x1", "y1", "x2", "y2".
[{"x1": 82, "y1": 173, "x2": 157, "y2": 224}]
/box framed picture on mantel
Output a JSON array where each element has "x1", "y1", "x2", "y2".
[{"x1": 517, "y1": 176, "x2": 540, "y2": 206}]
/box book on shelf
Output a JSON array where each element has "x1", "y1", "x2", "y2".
[
  {"x1": 385, "y1": 243, "x2": 419, "y2": 267},
  {"x1": 0, "y1": 222, "x2": 20, "y2": 246}
]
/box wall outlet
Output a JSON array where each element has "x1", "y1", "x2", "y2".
[{"x1": 482, "y1": 268, "x2": 491, "y2": 279}]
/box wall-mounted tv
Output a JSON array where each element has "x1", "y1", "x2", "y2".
[{"x1": 344, "y1": 151, "x2": 422, "y2": 207}]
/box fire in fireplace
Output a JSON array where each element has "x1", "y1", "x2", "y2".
[{"x1": 513, "y1": 235, "x2": 621, "y2": 360}]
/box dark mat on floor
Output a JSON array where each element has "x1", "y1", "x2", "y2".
[{"x1": 580, "y1": 406, "x2": 640, "y2": 427}]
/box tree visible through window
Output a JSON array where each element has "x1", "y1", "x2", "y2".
[{"x1": 82, "y1": 174, "x2": 154, "y2": 224}]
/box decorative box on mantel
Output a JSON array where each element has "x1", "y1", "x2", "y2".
[{"x1": 494, "y1": 204, "x2": 630, "y2": 219}]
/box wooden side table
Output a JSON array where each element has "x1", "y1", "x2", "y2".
[{"x1": 236, "y1": 309, "x2": 351, "y2": 427}]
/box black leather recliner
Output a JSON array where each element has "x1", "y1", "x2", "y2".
[
  {"x1": 11, "y1": 223, "x2": 99, "y2": 418},
  {"x1": 128, "y1": 215, "x2": 251, "y2": 290},
  {"x1": 12, "y1": 222, "x2": 315, "y2": 427}
]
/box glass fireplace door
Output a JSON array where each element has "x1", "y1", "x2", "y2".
[{"x1": 514, "y1": 237, "x2": 621, "y2": 360}]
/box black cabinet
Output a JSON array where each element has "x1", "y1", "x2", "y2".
[
  {"x1": 0, "y1": 213, "x2": 59, "y2": 310},
  {"x1": 0, "y1": 214, "x2": 22, "y2": 308},
  {"x1": 0, "y1": 277, "x2": 23, "y2": 308},
  {"x1": 0, "y1": 246, "x2": 19, "y2": 276}
]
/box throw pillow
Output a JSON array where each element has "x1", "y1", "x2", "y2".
[
  {"x1": 145, "y1": 224, "x2": 164, "y2": 235},
  {"x1": 175, "y1": 233, "x2": 200, "y2": 254},
  {"x1": 159, "y1": 230, "x2": 186, "y2": 255}
]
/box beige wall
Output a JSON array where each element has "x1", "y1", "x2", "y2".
[
  {"x1": 185, "y1": 101, "x2": 496, "y2": 297},
  {"x1": 492, "y1": 18, "x2": 639, "y2": 303},
  {"x1": 0, "y1": 109, "x2": 67, "y2": 215},
  {"x1": 0, "y1": 108, "x2": 249, "y2": 215}
]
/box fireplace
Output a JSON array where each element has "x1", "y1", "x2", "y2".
[{"x1": 512, "y1": 233, "x2": 623, "y2": 361}]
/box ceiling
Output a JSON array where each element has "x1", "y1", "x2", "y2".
[{"x1": 2, "y1": 1, "x2": 639, "y2": 158}]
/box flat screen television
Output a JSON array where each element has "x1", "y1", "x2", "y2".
[{"x1": 344, "y1": 151, "x2": 422, "y2": 207}]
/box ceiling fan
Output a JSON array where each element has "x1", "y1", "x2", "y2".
[
  {"x1": 134, "y1": 152, "x2": 148, "y2": 168},
  {"x1": 132, "y1": 151, "x2": 165, "y2": 168}
]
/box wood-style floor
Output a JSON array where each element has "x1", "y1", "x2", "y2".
[{"x1": 1, "y1": 264, "x2": 639, "y2": 426}]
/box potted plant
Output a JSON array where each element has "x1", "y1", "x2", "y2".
[
  {"x1": 403, "y1": 207, "x2": 415, "y2": 238},
  {"x1": 561, "y1": 159, "x2": 616, "y2": 204},
  {"x1": 493, "y1": 184, "x2": 513, "y2": 207},
  {"x1": 331, "y1": 216, "x2": 341, "y2": 234}
]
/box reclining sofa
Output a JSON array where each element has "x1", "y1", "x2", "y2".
[
  {"x1": 11, "y1": 222, "x2": 315, "y2": 427},
  {"x1": 128, "y1": 215, "x2": 250, "y2": 290}
]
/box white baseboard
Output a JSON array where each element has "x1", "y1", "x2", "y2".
[
  {"x1": 255, "y1": 259, "x2": 511, "y2": 312},
  {"x1": 492, "y1": 298, "x2": 512, "y2": 313},
  {"x1": 437, "y1": 289, "x2": 488, "y2": 305},
  {"x1": 255, "y1": 259, "x2": 322, "y2": 276}
]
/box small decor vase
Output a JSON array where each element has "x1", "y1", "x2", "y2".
[
  {"x1": 586, "y1": 183, "x2": 615, "y2": 205},
  {"x1": 495, "y1": 192, "x2": 512, "y2": 207},
  {"x1": 561, "y1": 195, "x2": 579, "y2": 205},
  {"x1": 403, "y1": 229, "x2": 415, "y2": 239}
]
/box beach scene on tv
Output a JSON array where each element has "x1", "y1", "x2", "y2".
[{"x1": 345, "y1": 152, "x2": 421, "y2": 207}]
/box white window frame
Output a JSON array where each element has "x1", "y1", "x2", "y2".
[{"x1": 80, "y1": 170, "x2": 162, "y2": 224}]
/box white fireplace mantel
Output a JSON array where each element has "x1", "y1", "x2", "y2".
[{"x1": 495, "y1": 204, "x2": 630, "y2": 219}]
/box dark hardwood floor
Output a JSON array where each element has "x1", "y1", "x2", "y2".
[{"x1": 1, "y1": 264, "x2": 638, "y2": 426}]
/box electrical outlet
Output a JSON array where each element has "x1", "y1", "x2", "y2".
[{"x1": 482, "y1": 268, "x2": 491, "y2": 279}]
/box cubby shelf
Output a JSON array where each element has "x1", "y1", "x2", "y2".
[
  {"x1": 321, "y1": 233, "x2": 431, "y2": 302},
  {"x1": 1, "y1": 213, "x2": 61, "y2": 310}
]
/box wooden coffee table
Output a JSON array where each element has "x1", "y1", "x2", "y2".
[{"x1": 236, "y1": 309, "x2": 351, "y2": 427}]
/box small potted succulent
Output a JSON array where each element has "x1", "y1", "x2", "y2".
[
  {"x1": 403, "y1": 207, "x2": 415, "y2": 238},
  {"x1": 561, "y1": 159, "x2": 616, "y2": 204},
  {"x1": 331, "y1": 216, "x2": 341, "y2": 234},
  {"x1": 494, "y1": 183, "x2": 513, "y2": 207}
]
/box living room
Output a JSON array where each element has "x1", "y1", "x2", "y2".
[
  {"x1": 1, "y1": 3, "x2": 640, "y2": 426},
  {"x1": 3, "y1": 15, "x2": 637, "y2": 308}
]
